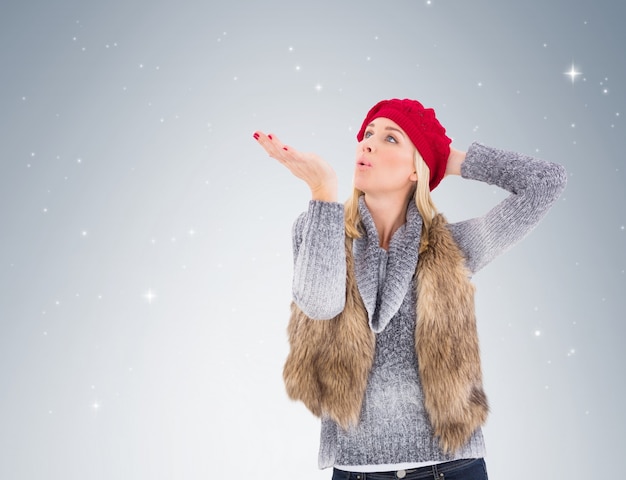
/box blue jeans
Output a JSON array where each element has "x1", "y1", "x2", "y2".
[{"x1": 331, "y1": 458, "x2": 488, "y2": 480}]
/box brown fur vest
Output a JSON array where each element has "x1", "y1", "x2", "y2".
[{"x1": 283, "y1": 214, "x2": 489, "y2": 453}]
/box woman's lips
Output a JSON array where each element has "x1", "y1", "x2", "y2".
[{"x1": 356, "y1": 157, "x2": 372, "y2": 169}]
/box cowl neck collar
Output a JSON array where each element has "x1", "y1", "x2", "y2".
[{"x1": 353, "y1": 196, "x2": 423, "y2": 332}]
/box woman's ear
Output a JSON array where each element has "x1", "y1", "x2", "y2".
[{"x1": 409, "y1": 171, "x2": 418, "y2": 182}]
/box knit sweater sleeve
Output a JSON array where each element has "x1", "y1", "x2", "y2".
[
  {"x1": 291, "y1": 200, "x2": 347, "y2": 319},
  {"x1": 448, "y1": 142, "x2": 568, "y2": 275}
]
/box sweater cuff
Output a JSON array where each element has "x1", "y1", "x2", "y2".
[
  {"x1": 304, "y1": 200, "x2": 345, "y2": 233},
  {"x1": 460, "y1": 142, "x2": 506, "y2": 184}
]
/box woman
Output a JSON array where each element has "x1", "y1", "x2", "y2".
[{"x1": 253, "y1": 99, "x2": 567, "y2": 480}]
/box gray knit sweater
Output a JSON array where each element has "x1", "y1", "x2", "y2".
[{"x1": 291, "y1": 143, "x2": 567, "y2": 469}]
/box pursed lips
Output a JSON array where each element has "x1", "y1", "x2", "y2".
[{"x1": 357, "y1": 157, "x2": 372, "y2": 168}]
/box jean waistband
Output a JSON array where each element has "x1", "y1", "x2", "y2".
[{"x1": 333, "y1": 458, "x2": 481, "y2": 479}]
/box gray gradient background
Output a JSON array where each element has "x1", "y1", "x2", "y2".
[{"x1": 1, "y1": 0, "x2": 624, "y2": 478}]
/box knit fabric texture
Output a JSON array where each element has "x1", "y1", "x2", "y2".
[
  {"x1": 291, "y1": 142, "x2": 567, "y2": 469},
  {"x1": 356, "y1": 98, "x2": 452, "y2": 190}
]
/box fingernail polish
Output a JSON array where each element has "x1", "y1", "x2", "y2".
[
  {"x1": 268, "y1": 134, "x2": 273, "y2": 140},
  {"x1": 283, "y1": 147, "x2": 288, "y2": 151},
  {"x1": 253, "y1": 133, "x2": 259, "y2": 140}
]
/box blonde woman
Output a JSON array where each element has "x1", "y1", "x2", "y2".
[{"x1": 253, "y1": 99, "x2": 566, "y2": 480}]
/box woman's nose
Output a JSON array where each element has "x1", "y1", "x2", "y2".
[{"x1": 361, "y1": 140, "x2": 373, "y2": 153}]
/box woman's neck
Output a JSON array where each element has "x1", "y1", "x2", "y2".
[{"x1": 363, "y1": 194, "x2": 410, "y2": 250}]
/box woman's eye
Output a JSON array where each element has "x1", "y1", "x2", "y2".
[
  {"x1": 386, "y1": 135, "x2": 397, "y2": 143},
  {"x1": 364, "y1": 131, "x2": 373, "y2": 138}
]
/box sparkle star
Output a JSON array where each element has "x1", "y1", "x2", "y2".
[
  {"x1": 144, "y1": 289, "x2": 156, "y2": 304},
  {"x1": 564, "y1": 64, "x2": 582, "y2": 83}
]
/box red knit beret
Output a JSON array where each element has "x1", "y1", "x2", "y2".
[{"x1": 356, "y1": 98, "x2": 452, "y2": 190}]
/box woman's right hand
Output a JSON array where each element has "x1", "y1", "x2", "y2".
[{"x1": 253, "y1": 131, "x2": 338, "y2": 202}]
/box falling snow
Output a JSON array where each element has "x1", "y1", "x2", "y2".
[{"x1": 1, "y1": 1, "x2": 624, "y2": 478}]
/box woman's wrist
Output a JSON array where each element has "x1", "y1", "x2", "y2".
[
  {"x1": 445, "y1": 147, "x2": 466, "y2": 176},
  {"x1": 311, "y1": 183, "x2": 338, "y2": 202}
]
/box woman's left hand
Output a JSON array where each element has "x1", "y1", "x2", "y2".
[{"x1": 445, "y1": 147, "x2": 467, "y2": 177}]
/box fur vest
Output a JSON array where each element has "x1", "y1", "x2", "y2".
[{"x1": 283, "y1": 214, "x2": 489, "y2": 453}]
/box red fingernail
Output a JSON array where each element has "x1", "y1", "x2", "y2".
[
  {"x1": 268, "y1": 134, "x2": 273, "y2": 140},
  {"x1": 253, "y1": 133, "x2": 259, "y2": 140},
  {"x1": 283, "y1": 147, "x2": 288, "y2": 151}
]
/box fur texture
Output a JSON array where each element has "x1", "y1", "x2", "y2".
[
  {"x1": 283, "y1": 215, "x2": 488, "y2": 452},
  {"x1": 283, "y1": 238, "x2": 375, "y2": 430},
  {"x1": 416, "y1": 214, "x2": 488, "y2": 453}
]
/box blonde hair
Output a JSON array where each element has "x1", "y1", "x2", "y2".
[{"x1": 345, "y1": 149, "x2": 438, "y2": 252}]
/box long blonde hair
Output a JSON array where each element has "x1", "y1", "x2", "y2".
[{"x1": 345, "y1": 149, "x2": 438, "y2": 252}]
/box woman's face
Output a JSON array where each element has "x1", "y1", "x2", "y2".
[{"x1": 354, "y1": 117, "x2": 417, "y2": 198}]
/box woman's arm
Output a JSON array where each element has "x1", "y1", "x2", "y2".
[
  {"x1": 444, "y1": 146, "x2": 467, "y2": 176},
  {"x1": 253, "y1": 131, "x2": 346, "y2": 319},
  {"x1": 291, "y1": 201, "x2": 347, "y2": 319},
  {"x1": 446, "y1": 143, "x2": 567, "y2": 275}
]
